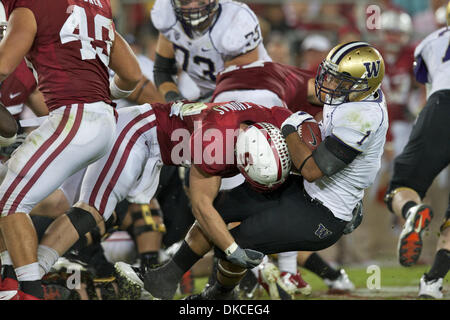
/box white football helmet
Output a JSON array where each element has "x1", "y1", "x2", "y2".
[
  {"x1": 172, "y1": 0, "x2": 218, "y2": 29},
  {"x1": 380, "y1": 10, "x2": 412, "y2": 53},
  {"x1": 236, "y1": 122, "x2": 291, "y2": 192}
]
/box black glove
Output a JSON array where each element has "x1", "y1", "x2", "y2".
[
  {"x1": 164, "y1": 91, "x2": 184, "y2": 102},
  {"x1": 226, "y1": 246, "x2": 264, "y2": 269}
]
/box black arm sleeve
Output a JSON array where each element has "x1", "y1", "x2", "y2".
[
  {"x1": 312, "y1": 135, "x2": 361, "y2": 177},
  {"x1": 153, "y1": 53, "x2": 178, "y2": 88}
]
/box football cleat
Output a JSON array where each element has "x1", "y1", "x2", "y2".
[
  {"x1": 238, "y1": 270, "x2": 259, "y2": 299},
  {"x1": 42, "y1": 284, "x2": 73, "y2": 300},
  {"x1": 114, "y1": 262, "x2": 150, "y2": 300},
  {"x1": 398, "y1": 204, "x2": 433, "y2": 267},
  {"x1": 418, "y1": 275, "x2": 443, "y2": 299},
  {"x1": 323, "y1": 269, "x2": 355, "y2": 293},
  {"x1": 10, "y1": 290, "x2": 42, "y2": 300},
  {"x1": 184, "y1": 282, "x2": 238, "y2": 300},
  {"x1": 0, "y1": 277, "x2": 19, "y2": 300},
  {"x1": 280, "y1": 271, "x2": 312, "y2": 296},
  {"x1": 258, "y1": 262, "x2": 293, "y2": 300},
  {"x1": 179, "y1": 270, "x2": 194, "y2": 295}
]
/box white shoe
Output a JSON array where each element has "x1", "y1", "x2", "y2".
[
  {"x1": 324, "y1": 269, "x2": 355, "y2": 292},
  {"x1": 280, "y1": 271, "x2": 312, "y2": 296},
  {"x1": 418, "y1": 275, "x2": 443, "y2": 299},
  {"x1": 258, "y1": 262, "x2": 293, "y2": 300},
  {"x1": 114, "y1": 262, "x2": 153, "y2": 300}
]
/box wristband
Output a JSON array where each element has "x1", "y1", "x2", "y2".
[
  {"x1": 224, "y1": 242, "x2": 238, "y2": 256},
  {"x1": 110, "y1": 80, "x2": 135, "y2": 99}
]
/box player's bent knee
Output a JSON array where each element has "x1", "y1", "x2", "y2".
[{"x1": 66, "y1": 206, "x2": 98, "y2": 239}]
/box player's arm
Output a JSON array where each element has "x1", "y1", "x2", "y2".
[
  {"x1": 189, "y1": 164, "x2": 235, "y2": 251},
  {"x1": 127, "y1": 76, "x2": 165, "y2": 104},
  {"x1": 109, "y1": 31, "x2": 142, "y2": 99},
  {"x1": 0, "y1": 104, "x2": 18, "y2": 138},
  {"x1": 189, "y1": 165, "x2": 264, "y2": 268},
  {"x1": 26, "y1": 88, "x2": 49, "y2": 116},
  {"x1": 0, "y1": 8, "x2": 36, "y2": 82},
  {"x1": 153, "y1": 33, "x2": 182, "y2": 102},
  {"x1": 223, "y1": 47, "x2": 259, "y2": 68}
]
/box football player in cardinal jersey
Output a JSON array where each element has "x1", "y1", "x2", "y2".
[
  {"x1": 112, "y1": 42, "x2": 387, "y2": 300},
  {"x1": 0, "y1": 0, "x2": 142, "y2": 300},
  {"x1": 151, "y1": 0, "x2": 271, "y2": 102},
  {"x1": 384, "y1": 2, "x2": 450, "y2": 299}
]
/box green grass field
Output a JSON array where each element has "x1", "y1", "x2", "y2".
[{"x1": 185, "y1": 265, "x2": 450, "y2": 300}]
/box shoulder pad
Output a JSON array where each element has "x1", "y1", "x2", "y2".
[
  {"x1": 414, "y1": 27, "x2": 448, "y2": 58},
  {"x1": 211, "y1": 1, "x2": 261, "y2": 57},
  {"x1": 151, "y1": 0, "x2": 177, "y2": 31}
]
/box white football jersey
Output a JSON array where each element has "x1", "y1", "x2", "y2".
[
  {"x1": 151, "y1": 0, "x2": 271, "y2": 97},
  {"x1": 304, "y1": 90, "x2": 389, "y2": 221},
  {"x1": 414, "y1": 27, "x2": 450, "y2": 98}
]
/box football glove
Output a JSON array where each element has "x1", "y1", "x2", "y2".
[
  {"x1": 226, "y1": 245, "x2": 264, "y2": 269},
  {"x1": 281, "y1": 111, "x2": 314, "y2": 138}
]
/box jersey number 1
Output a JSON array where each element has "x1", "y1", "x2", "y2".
[{"x1": 60, "y1": 5, "x2": 114, "y2": 66}]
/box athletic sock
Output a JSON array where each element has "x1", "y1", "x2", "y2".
[
  {"x1": 140, "y1": 251, "x2": 160, "y2": 271},
  {"x1": 424, "y1": 249, "x2": 450, "y2": 281},
  {"x1": 278, "y1": 251, "x2": 298, "y2": 274},
  {"x1": 304, "y1": 253, "x2": 341, "y2": 280},
  {"x1": 37, "y1": 245, "x2": 60, "y2": 278},
  {"x1": 172, "y1": 240, "x2": 202, "y2": 273},
  {"x1": 401, "y1": 201, "x2": 418, "y2": 220}
]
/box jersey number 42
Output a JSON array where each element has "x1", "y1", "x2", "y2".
[{"x1": 59, "y1": 5, "x2": 115, "y2": 67}]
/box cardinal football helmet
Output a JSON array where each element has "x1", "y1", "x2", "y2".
[{"x1": 235, "y1": 122, "x2": 291, "y2": 192}]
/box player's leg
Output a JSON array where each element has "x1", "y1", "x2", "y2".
[
  {"x1": 298, "y1": 251, "x2": 355, "y2": 292},
  {"x1": 384, "y1": 91, "x2": 450, "y2": 266},
  {"x1": 419, "y1": 198, "x2": 450, "y2": 299},
  {"x1": 0, "y1": 103, "x2": 116, "y2": 299},
  {"x1": 128, "y1": 199, "x2": 166, "y2": 273},
  {"x1": 37, "y1": 104, "x2": 156, "y2": 279}
]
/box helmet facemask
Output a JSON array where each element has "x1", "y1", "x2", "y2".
[
  {"x1": 172, "y1": 0, "x2": 218, "y2": 36},
  {"x1": 315, "y1": 60, "x2": 370, "y2": 105}
]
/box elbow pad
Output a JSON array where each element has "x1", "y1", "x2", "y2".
[
  {"x1": 312, "y1": 136, "x2": 361, "y2": 177},
  {"x1": 154, "y1": 53, "x2": 178, "y2": 88}
]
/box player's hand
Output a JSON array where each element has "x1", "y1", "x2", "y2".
[
  {"x1": 281, "y1": 111, "x2": 314, "y2": 131},
  {"x1": 225, "y1": 245, "x2": 264, "y2": 269}
]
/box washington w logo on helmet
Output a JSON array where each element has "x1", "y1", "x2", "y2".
[{"x1": 363, "y1": 60, "x2": 382, "y2": 78}]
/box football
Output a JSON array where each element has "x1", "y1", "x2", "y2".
[{"x1": 298, "y1": 120, "x2": 322, "y2": 150}]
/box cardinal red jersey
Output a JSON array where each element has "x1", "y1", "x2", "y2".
[
  {"x1": 212, "y1": 61, "x2": 323, "y2": 117},
  {"x1": 381, "y1": 45, "x2": 416, "y2": 123},
  {"x1": 153, "y1": 101, "x2": 292, "y2": 177},
  {"x1": 5, "y1": 0, "x2": 114, "y2": 111},
  {"x1": 0, "y1": 60, "x2": 37, "y2": 118}
]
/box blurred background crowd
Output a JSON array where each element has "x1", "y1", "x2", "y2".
[{"x1": 107, "y1": 0, "x2": 450, "y2": 268}]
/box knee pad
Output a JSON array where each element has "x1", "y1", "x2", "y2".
[
  {"x1": 384, "y1": 187, "x2": 416, "y2": 213},
  {"x1": 66, "y1": 206, "x2": 98, "y2": 239},
  {"x1": 131, "y1": 204, "x2": 166, "y2": 236}
]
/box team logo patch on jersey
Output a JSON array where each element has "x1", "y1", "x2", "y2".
[
  {"x1": 315, "y1": 223, "x2": 333, "y2": 239},
  {"x1": 363, "y1": 60, "x2": 381, "y2": 78}
]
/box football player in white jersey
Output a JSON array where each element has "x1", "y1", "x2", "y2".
[
  {"x1": 151, "y1": 0, "x2": 271, "y2": 102},
  {"x1": 384, "y1": 2, "x2": 450, "y2": 299}
]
